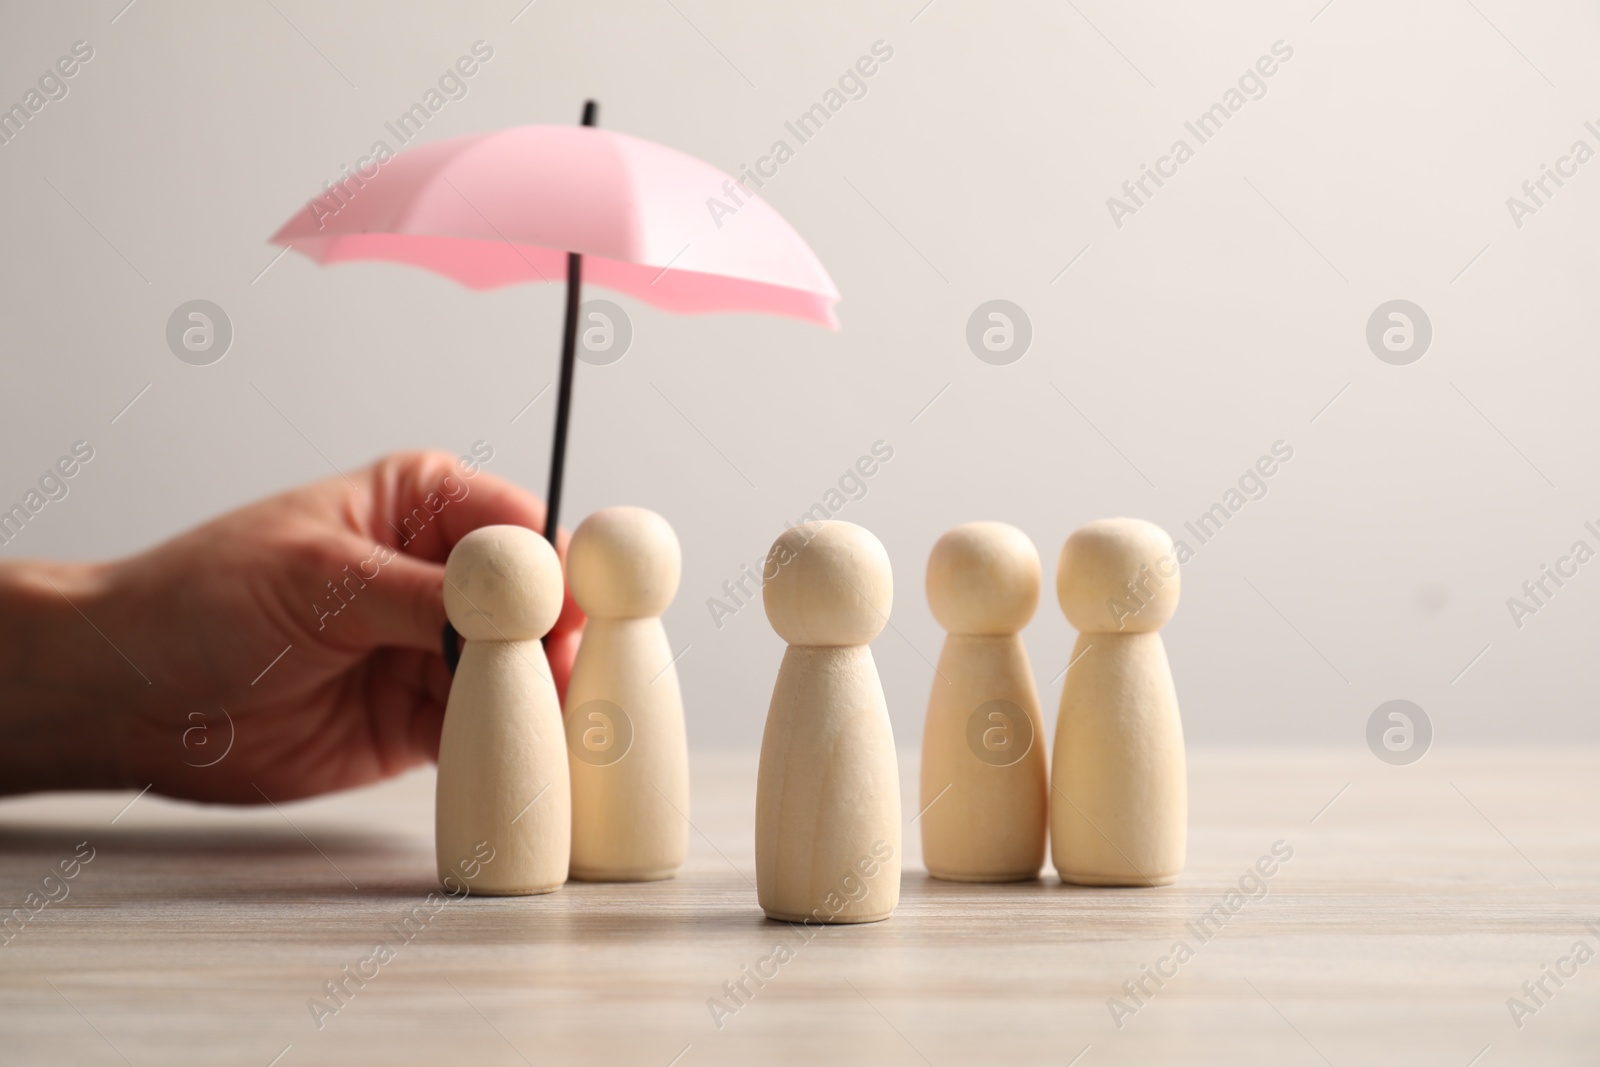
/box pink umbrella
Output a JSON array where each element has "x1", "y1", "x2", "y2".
[
  {"x1": 271, "y1": 108, "x2": 840, "y2": 329},
  {"x1": 270, "y1": 103, "x2": 840, "y2": 665}
]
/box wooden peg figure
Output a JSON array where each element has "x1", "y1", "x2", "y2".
[
  {"x1": 756, "y1": 521, "x2": 901, "y2": 924},
  {"x1": 1051, "y1": 518, "x2": 1186, "y2": 887},
  {"x1": 436, "y1": 524, "x2": 570, "y2": 895},
  {"x1": 920, "y1": 522, "x2": 1048, "y2": 882},
  {"x1": 565, "y1": 506, "x2": 690, "y2": 881}
]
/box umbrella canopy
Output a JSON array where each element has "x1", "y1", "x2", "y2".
[
  {"x1": 268, "y1": 108, "x2": 841, "y2": 672},
  {"x1": 270, "y1": 123, "x2": 840, "y2": 328}
]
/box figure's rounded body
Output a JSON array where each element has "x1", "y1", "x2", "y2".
[
  {"x1": 756, "y1": 522, "x2": 901, "y2": 923},
  {"x1": 437, "y1": 638, "x2": 571, "y2": 894},
  {"x1": 758, "y1": 644, "x2": 901, "y2": 921},
  {"x1": 436, "y1": 526, "x2": 571, "y2": 895},
  {"x1": 564, "y1": 507, "x2": 689, "y2": 882},
  {"x1": 1050, "y1": 519, "x2": 1186, "y2": 888},
  {"x1": 920, "y1": 523, "x2": 1047, "y2": 882},
  {"x1": 1051, "y1": 631, "x2": 1185, "y2": 886}
]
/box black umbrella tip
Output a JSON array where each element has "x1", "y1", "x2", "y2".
[{"x1": 581, "y1": 100, "x2": 598, "y2": 126}]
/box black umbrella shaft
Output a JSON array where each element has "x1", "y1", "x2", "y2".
[
  {"x1": 544, "y1": 249, "x2": 582, "y2": 542},
  {"x1": 543, "y1": 100, "x2": 596, "y2": 544}
]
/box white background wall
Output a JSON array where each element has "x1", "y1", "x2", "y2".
[{"x1": 2, "y1": 0, "x2": 1597, "y2": 752}]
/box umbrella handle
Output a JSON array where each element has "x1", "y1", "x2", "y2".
[{"x1": 442, "y1": 101, "x2": 598, "y2": 676}]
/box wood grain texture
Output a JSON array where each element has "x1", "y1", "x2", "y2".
[{"x1": 2, "y1": 749, "x2": 1598, "y2": 1066}]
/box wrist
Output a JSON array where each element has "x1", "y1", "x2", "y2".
[{"x1": 0, "y1": 558, "x2": 123, "y2": 794}]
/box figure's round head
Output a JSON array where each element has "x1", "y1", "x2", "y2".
[
  {"x1": 443, "y1": 525, "x2": 564, "y2": 641},
  {"x1": 1057, "y1": 518, "x2": 1180, "y2": 633},
  {"x1": 763, "y1": 521, "x2": 893, "y2": 646},
  {"x1": 926, "y1": 522, "x2": 1040, "y2": 635},
  {"x1": 567, "y1": 506, "x2": 681, "y2": 619}
]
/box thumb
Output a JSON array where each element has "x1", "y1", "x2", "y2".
[
  {"x1": 318, "y1": 545, "x2": 446, "y2": 654},
  {"x1": 325, "y1": 543, "x2": 585, "y2": 699}
]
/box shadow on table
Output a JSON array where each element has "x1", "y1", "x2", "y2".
[{"x1": 0, "y1": 821, "x2": 443, "y2": 900}]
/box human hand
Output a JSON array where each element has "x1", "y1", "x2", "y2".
[{"x1": 0, "y1": 450, "x2": 584, "y2": 804}]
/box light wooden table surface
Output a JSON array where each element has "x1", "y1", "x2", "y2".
[{"x1": 1, "y1": 749, "x2": 1597, "y2": 1066}]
